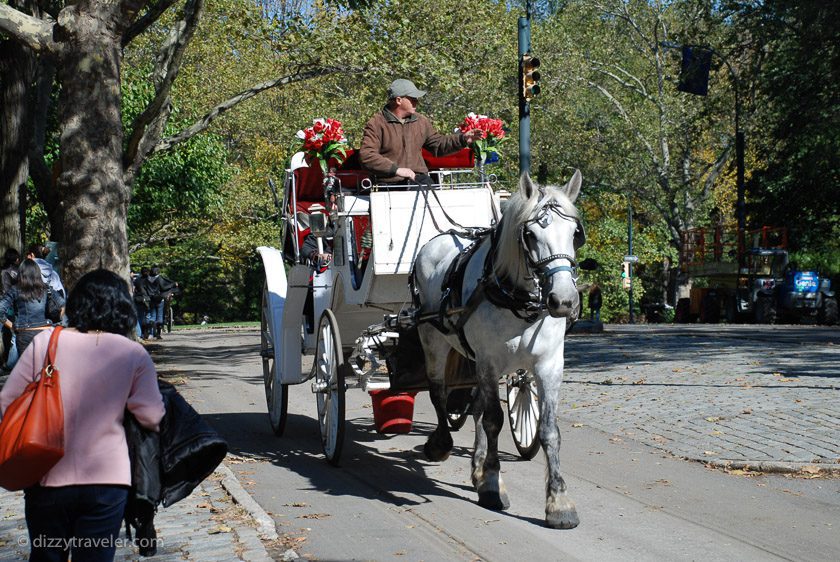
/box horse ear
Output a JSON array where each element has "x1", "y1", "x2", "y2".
[
  {"x1": 562, "y1": 169, "x2": 582, "y2": 203},
  {"x1": 520, "y1": 172, "x2": 537, "y2": 200}
]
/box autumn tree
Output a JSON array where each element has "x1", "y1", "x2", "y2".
[{"x1": 0, "y1": 0, "x2": 337, "y2": 288}]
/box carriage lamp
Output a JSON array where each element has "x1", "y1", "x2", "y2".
[
  {"x1": 309, "y1": 210, "x2": 328, "y2": 258},
  {"x1": 309, "y1": 210, "x2": 328, "y2": 237}
]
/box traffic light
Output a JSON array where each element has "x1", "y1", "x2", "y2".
[
  {"x1": 677, "y1": 45, "x2": 712, "y2": 96},
  {"x1": 521, "y1": 53, "x2": 541, "y2": 101}
]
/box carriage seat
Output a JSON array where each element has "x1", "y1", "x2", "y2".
[
  {"x1": 422, "y1": 147, "x2": 475, "y2": 170},
  {"x1": 292, "y1": 149, "x2": 371, "y2": 202}
]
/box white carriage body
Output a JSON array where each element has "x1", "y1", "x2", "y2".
[{"x1": 259, "y1": 150, "x2": 499, "y2": 386}]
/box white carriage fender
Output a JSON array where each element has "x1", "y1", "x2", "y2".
[{"x1": 257, "y1": 246, "x2": 287, "y2": 379}]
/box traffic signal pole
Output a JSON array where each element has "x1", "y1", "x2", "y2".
[{"x1": 518, "y1": 15, "x2": 531, "y2": 176}]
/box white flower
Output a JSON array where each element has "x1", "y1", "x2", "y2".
[
  {"x1": 467, "y1": 112, "x2": 477, "y2": 119},
  {"x1": 295, "y1": 130, "x2": 306, "y2": 139}
]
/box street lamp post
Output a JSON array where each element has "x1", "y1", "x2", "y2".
[
  {"x1": 518, "y1": 1, "x2": 533, "y2": 176},
  {"x1": 660, "y1": 42, "x2": 746, "y2": 265}
]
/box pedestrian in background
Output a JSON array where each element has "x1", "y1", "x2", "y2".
[
  {"x1": 0, "y1": 259, "x2": 65, "y2": 355},
  {"x1": 589, "y1": 284, "x2": 602, "y2": 322},
  {"x1": 133, "y1": 266, "x2": 152, "y2": 340},
  {"x1": 0, "y1": 269, "x2": 165, "y2": 562},
  {"x1": 145, "y1": 265, "x2": 178, "y2": 340},
  {"x1": 26, "y1": 243, "x2": 65, "y2": 298},
  {"x1": 1, "y1": 248, "x2": 20, "y2": 368}
]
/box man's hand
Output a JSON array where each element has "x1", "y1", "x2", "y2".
[
  {"x1": 396, "y1": 167, "x2": 416, "y2": 180},
  {"x1": 462, "y1": 129, "x2": 484, "y2": 144}
]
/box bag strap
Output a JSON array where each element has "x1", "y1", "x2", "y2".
[{"x1": 42, "y1": 326, "x2": 63, "y2": 372}]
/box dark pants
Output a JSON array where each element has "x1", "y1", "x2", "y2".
[
  {"x1": 16, "y1": 328, "x2": 45, "y2": 356},
  {"x1": 135, "y1": 302, "x2": 148, "y2": 338},
  {"x1": 25, "y1": 484, "x2": 128, "y2": 562}
]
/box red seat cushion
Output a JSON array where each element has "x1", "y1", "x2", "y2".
[
  {"x1": 292, "y1": 149, "x2": 372, "y2": 204},
  {"x1": 422, "y1": 147, "x2": 475, "y2": 170}
]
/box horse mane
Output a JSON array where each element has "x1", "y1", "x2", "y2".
[{"x1": 493, "y1": 175, "x2": 578, "y2": 281}]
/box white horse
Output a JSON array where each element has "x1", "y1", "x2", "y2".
[{"x1": 411, "y1": 171, "x2": 584, "y2": 528}]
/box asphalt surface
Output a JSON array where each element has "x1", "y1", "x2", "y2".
[{"x1": 1, "y1": 323, "x2": 838, "y2": 561}]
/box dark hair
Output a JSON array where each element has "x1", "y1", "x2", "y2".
[
  {"x1": 66, "y1": 269, "x2": 137, "y2": 335},
  {"x1": 2, "y1": 248, "x2": 19, "y2": 269},
  {"x1": 17, "y1": 259, "x2": 47, "y2": 301},
  {"x1": 27, "y1": 243, "x2": 49, "y2": 259}
]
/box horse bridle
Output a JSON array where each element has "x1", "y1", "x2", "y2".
[{"x1": 518, "y1": 197, "x2": 585, "y2": 299}]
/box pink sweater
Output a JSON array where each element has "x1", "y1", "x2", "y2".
[{"x1": 0, "y1": 328, "x2": 165, "y2": 487}]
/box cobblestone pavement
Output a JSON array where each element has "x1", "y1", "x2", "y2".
[
  {"x1": 560, "y1": 324, "x2": 840, "y2": 472},
  {"x1": 0, "y1": 469, "x2": 275, "y2": 561}
]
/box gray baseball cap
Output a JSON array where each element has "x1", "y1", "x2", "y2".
[{"x1": 387, "y1": 79, "x2": 426, "y2": 99}]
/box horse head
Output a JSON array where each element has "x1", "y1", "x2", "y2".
[{"x1": 496, "y1": 171, "x2": 585, "y2": 319}]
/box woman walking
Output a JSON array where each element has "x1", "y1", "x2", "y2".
[
  {"x1": 0, "y1": 269, "x2": 165, "y2": 561},
  {"x1": 0, "y1": 259, "x2": 64, "y2": 355}
]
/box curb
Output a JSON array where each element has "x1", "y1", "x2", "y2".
[
  {"x1": 702, "y1": 459, "x2": 840, "y2": 474},
  {"x1": 216, "y1": 463, "x2": 279, "y2": 542}
]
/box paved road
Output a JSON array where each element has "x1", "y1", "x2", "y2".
[
  {"x1": 563, "y1": 324, "x2": 840, "y2": 471},
  {"x1": 145, "y1": 324, "x2": 839, "y2": 561}
]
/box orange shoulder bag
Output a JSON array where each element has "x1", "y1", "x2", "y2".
[{"x1": 0, "y1": 326, "x2": 65, "y2": 490}]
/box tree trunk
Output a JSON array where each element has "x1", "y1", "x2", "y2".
[
  {"x1": 54, "y1": 6, "x2": 130, "y2": 290},
  {"x1": 0, "y1": 38, "x2": 34, "y2": 253}
]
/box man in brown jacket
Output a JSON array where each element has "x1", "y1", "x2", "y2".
[{"x1": 359, "y1": 79, "x2": 480, "y2": 186}]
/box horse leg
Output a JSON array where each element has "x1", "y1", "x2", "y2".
[
  {"x1": 472, "y1": 373, "x2": 509, "y2": 511},
  {"x1": 424, "y1": 377, "x2": 453, "y2": 461},
  {"x1": 538, "y1": 374, "x2": 579, "y2": 529},
  {"x1": 418, "y1": 328, "x2": 453, "y2": 462}
]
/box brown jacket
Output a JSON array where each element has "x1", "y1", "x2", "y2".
[{"x1": 359, "y1": 107, "x2": 466, "y2": 182}]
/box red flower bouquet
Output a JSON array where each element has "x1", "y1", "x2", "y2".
[
  {"x1": 458, "y1": 112, "x2": 507, "y2": 165},
  {"x1": 295, "y1": 118, "x2": 349, "y2": 174}
]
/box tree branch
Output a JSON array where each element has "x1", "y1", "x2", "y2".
[
  {"x1": 122, "y1": 0, "x2": 180, "y2": 47},
  {"x1": 152, "y1": 67, "x2": 344, "y2": 155},
  {"x1": 587, "y1": 79, "x2": 659, "y2": 166},
  {"x1": 124, "y1": 0, "x2": 204, "y2": 183},
  {"x1": 0, "y1": 3, "x2": 55, "y2": 53}
]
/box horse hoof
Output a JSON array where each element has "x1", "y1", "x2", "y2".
[
  {"x1": 423, "y1": 438, "x2": 452, "y2": 462},
  {"x1": 546, "y1": 508, "x2": 579, "y2": 529},
  {"x1": 478, "y1": 491, "x2": 510, "y2": 511}
]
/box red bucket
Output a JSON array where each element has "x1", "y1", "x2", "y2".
[{"x1": 369, "y1": 390, "x2": 417, "y2": 434}]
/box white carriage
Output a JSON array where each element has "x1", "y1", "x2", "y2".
[{"x1": 257, "y1": 148, "x2": 541, "y2": 464}]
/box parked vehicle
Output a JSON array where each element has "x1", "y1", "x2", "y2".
[{"x1": 677, "y1": 227, "x2": 837, "y2": 325}]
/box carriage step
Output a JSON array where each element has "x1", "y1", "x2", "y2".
[{"x1": 260, "y1": 348, "x2": 274, "y2": 358}]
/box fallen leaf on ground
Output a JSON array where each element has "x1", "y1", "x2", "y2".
[
  {"x1": 801, "y1": 465, "x2": 821, "y2": 475},
  {"x1": 705, "y1": 416, "x2": 721, "y2": 422},
  {"x1": 572, "y1": 423, "x2": 584, "y2": 428},
  {"x1": 285, "y1": 502, "x2": 308, "y2": 508},
  {"x1": 742, "y1": 409, "x2": 752, "y2": 415},
  {"x1": 208, "y1": 525, "x2": 232, "y2": 534},
  {"x1": 703, "y1": 451, "x2": 719, "y2": 456},
  {"x1": 300, "y1": 513, "x2": 331, "y2": 519},
  {"x1": 633, "y1": 378, "x2": 646, "y2": 385}
]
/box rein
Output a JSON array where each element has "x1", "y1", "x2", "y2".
[{"x1": 410, "y1": 189, "x2": 582, "y2": 359}]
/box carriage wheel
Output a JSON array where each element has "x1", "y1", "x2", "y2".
[
  {"x1": 262, "y1": 283, "x2": 288, "y2": 436},
  {"x1": 506, "y1": 370, "x2": 541, "y2": 460},
  {"x1": 314, "y1": 309, "x2": 346, "y2": 466}
]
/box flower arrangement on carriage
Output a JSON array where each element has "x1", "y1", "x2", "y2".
[
  {"x1": 458, "y1": 112, "x2": 507, "y2": 167},
  {"x1": 295, "y1": 117, "x2": 349, "y2": 174}
]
